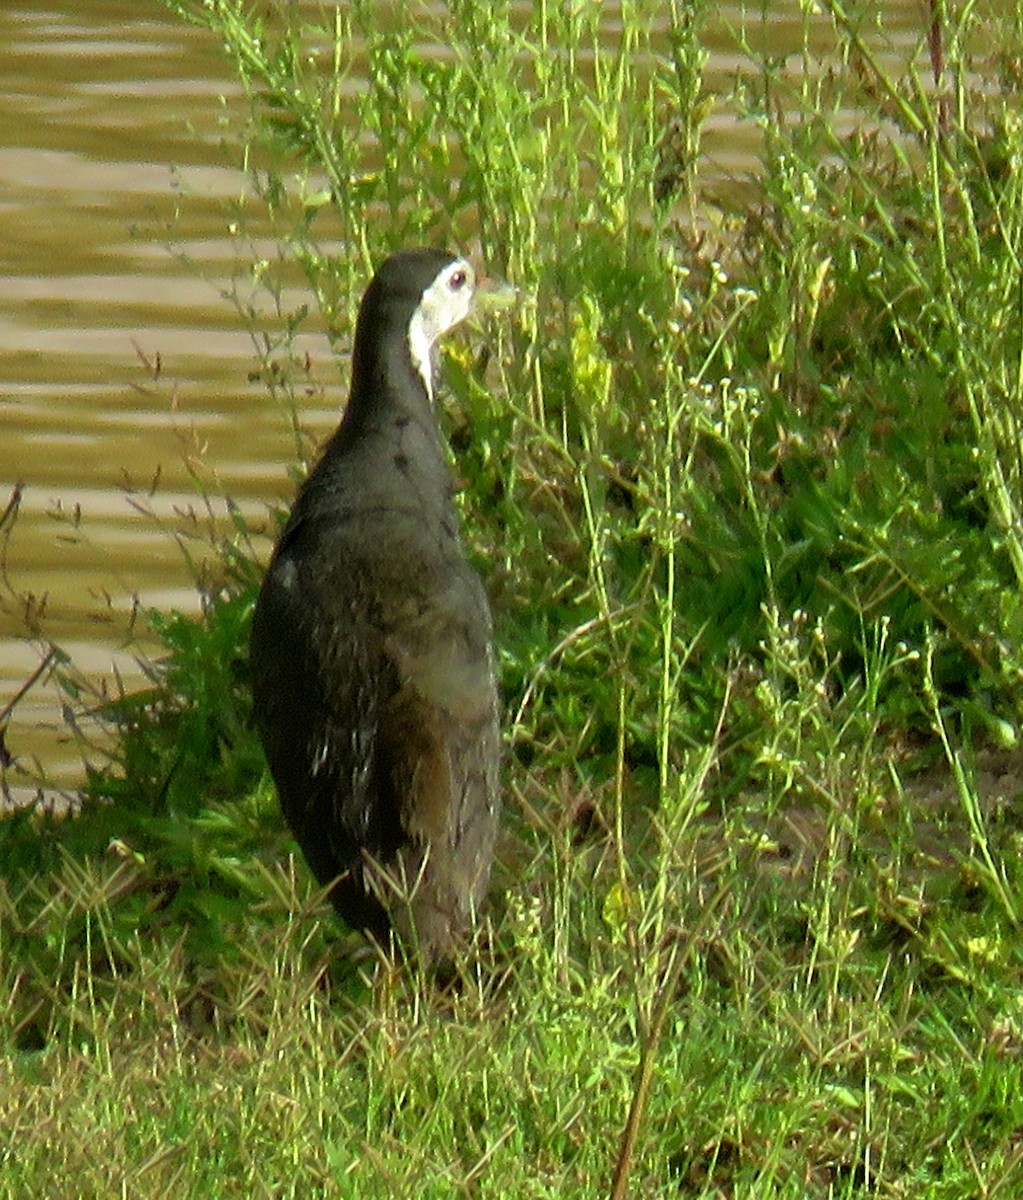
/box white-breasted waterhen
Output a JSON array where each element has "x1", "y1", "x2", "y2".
[{"x1": 250, "y1": 247, "x2": 502, "y2": 960}]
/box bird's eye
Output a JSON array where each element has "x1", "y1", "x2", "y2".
[{"x1": 449, "y1": 269, "x2": 468, "y2": 291}]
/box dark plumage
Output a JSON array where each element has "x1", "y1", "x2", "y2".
[{"x1": 250, "y1": 248, "x2": 500, "y2": 958}]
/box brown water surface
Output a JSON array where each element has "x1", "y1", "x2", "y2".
[{"x1": 1, "y1": 0, "x2": 927, "y2": 792}]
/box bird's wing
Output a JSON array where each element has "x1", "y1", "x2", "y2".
[
  {"x1": 374, "y1": 571, "x2": 501, "y2": 921},
  {"x1": 251, "y1": 532, "x2": 400, "y2": 867}
]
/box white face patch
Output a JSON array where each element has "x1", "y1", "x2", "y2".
[{"x1": 407, "y1": 258, "x2": 475, "y2": 401}]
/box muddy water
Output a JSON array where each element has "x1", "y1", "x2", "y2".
[{"x1": 1, "y1": 0, "x2": 927, "y2": 792}]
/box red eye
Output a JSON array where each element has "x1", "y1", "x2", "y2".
[{"x1": 449, "y1": 269, "x2": 467, "y2": 291}]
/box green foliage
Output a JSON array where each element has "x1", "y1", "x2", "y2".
[
  {"x1": 0, "y1": 542, "x2": 281, "y2": 1022},
  {"x1": 96, "y1": 587, "x2": 258, "y2": 819}
]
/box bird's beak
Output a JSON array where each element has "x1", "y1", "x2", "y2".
[{"x1": 473, "y1": 275, "x2": 519, "y2": 315}]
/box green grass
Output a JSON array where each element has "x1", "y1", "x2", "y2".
[{"x1": 4, "y1": 0, "x2": 1023, "y2": 1194}]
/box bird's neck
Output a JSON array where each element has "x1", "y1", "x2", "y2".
[
  {"x1": 315, "y1": 326, "x2": 450, "y2": 502},
  {"x1": 347, "y1": 324, "x2": 436, "y2": 421}
]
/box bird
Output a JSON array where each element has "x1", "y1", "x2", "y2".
[{"x1": 249, "y1": 247, "x2": 501, "y2": 961}]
